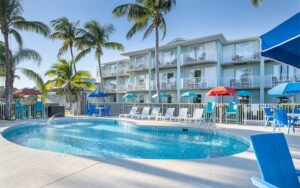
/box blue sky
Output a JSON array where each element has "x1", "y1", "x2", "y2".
[{"x1": 8, "y1": 0, "x2": 300, "y2": 88}]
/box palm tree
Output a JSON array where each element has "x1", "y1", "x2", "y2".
[
  {"x1": 77, "y1": 21, "x2": 124, "y2": 91},
  {"x1": 45, "y1": 59, "x2": 94, "y2": 104},
  {"x1": 0, "y1": 41, "x2": 5, "y2": 77},
  {"x1": 0, "y1": 0, "x2": 49, "y2": 120},
  {"x1": 50, "y1": 17, "x2": 80, "y2": 72},
  {"x1": 113, "y1": 0, "x2": 176, "y2": 103},
  {"x1": 20, "y1": 69, "x2": 47, "y2": 102},
  {"x1": 252, "y1": 0, "x2": 263, "y2": 7}
]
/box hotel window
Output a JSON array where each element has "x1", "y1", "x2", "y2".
[
  {"x1": 235, "y1": 42, "x2": 252, "y2": 59},
  {"x1": 235, "y1": 68, "x2": 251, "y2": 80},
  {"x1": 136, "y1": 75, "x2": 145, "y2": 85},
  {"x1": 162, "y1": 72, "x2": 174, "y2": 80},
  {"x1": 138, "y1": 95, "x2": 145, "y2": 103},
  {"x1": 161, "y1": 50, "x2": 176, "y2": 65}
]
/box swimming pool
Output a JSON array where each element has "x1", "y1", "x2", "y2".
[{"x1": 2, "y1": 119, "x2": 249, "y2": 159}]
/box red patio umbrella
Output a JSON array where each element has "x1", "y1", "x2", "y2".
[
  {"x1": 207, "y1": 86, "x2": 236, "y2": 103},
  {"x1": 14, "y1": 88, "x2": 41, "y2": 97}
]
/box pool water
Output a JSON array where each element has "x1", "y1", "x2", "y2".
[{"x1": 2, "y1": 119, "x2": 249, "y2": 159}]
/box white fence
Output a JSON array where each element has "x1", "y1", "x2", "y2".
[{"x1": 89, "y1": 102, "x2": 300, "y2": 125}]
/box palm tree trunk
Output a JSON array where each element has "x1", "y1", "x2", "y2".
[
  {"x1": 3, "y1": 32, "x2": 11, "y2": 120},
  {"x1": 70, "y1": 44, "x2": 77, "y2": 73},
  {"x1": 155, "y1": 26, "x2": 161, "y2": 103},
  {"x1": 97, "y1": 56, "x2": 103, "y2": 91}
]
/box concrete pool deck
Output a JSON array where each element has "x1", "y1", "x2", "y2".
[{"x1": 0, "y1": 118, "x2": 299, "y2": 188}]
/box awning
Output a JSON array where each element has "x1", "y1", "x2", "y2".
[{"x1": 261, "y1": 12, "x2": 300, "y2": 68}]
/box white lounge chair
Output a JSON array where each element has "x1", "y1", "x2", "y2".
[
  {"x1": 185, "y1": 108, "x2": 204, "y2": 122},
  {"x1": 145, "y1": 107, "x2": 160, "y2": 120},
  {"x1": 157, "y1": 108, "x2": 175, "y2": 120},
  {"x1": 171, "y1": 108, "x2": 188, "y2": 121},
  {"x1": 134, "y1": 106, "x2": 150, "y2": 119},
  {"x1": 119, "y1": 106, "x2": 138, "y2": 118}
]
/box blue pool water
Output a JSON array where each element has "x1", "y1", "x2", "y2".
[{"x1": 2, "y1": 119, "x2": 249, "y2": 159}]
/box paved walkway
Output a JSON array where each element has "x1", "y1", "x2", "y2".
[{"x1": 0, "y1": 118, "x2": 299, "y2": 188}]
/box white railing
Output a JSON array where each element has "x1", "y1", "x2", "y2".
[
  {"x1": 127, "y1": 83, "x2": 149, "y2": 91},
  {"x1": 265, "y1": 74, "x2": 300, "y2": 88},
  {"x1": 116, "y1": 67, "x2": 128, "y2": 75},
  {"x1": 103, "y1": 86, "x2": 116, "y2": 93},
  {"x1": 127, "y1": 63, "x2": 149, "y2": 71},
  {"x1": 181, "y1": 77, "x2": 217, "y2": 89},
  {"x1": 182, "y1": 51, "x2": 217, "y2": 65},
  {"x1": 90, "y1": 102, "x2": 300, "y2": 125},
  {"x1": 222, "y1": 52, "x2": 260, "y2": 64},
  {"x1": 102, "y1": 71, "x2": 117, "y2": 78},
  {"x1": 222, "y1": 76, "x2": 260, "y2": 88},
  {"x1": 117, "y1": 85, "x2": 128, "y2": 93}
]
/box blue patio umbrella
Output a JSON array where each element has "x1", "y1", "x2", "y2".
[
  {"x1": 152, "y1": 93, "x2": 170, "y2": 99},
  {"x1": 123, "y1": 93, "x2": 138, "y2": 99},
  {"x1": 181, "y1": 92, "x2": 197, "y2": 98},
  {"x1": 236, "y1": 90, "x2": 252, "y2": 97},
  {"x1": 261, "y1": 12, "x2": 300, "y2": 68},
  {"x1": 88, "y1": 91, "x2": 107, "y2": 97},
  {"x1": 268, "y1": 82, "x2": 300, "y2": 96}
]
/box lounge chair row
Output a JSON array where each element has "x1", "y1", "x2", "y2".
[{"x1": 119, "y1": 106, "x2": 204, "y2": 122}]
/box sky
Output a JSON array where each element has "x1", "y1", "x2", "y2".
[{"x1": 4, "y1": 0, "x2": 300, "y2": 89}]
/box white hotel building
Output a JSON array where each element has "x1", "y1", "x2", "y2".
[{"x1": 97, "y1": 34, "x2": 300, "y2": 104}]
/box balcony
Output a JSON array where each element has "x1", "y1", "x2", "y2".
[
  {"x1": 161, "y1": 79, "x2": 176, "y2": 90},
  {"x1": 117, "y1": 85, "x2": 127, "y2": 93},
  {"x1": 158, "y1": 59, "x2": 177, "y2": 68},
  {"x1": 101, "y1": 69, "x2": 117, "y2": 78},
  {"x1": 127, "y1": 63, "x2": 148, "y2": 72},
  {"x1": 103, "y1": 86, "x2": 116, "y2": 93},
  {"x1": 181, "y1": 77, "x2": 217, "y2": 90},
  {"x1": 265, "y1": 74, "x2": 300, "y2": 88},
  {"x1": 127, "y1": 83, "x2": 149, "y2": 91},
  {"x1": 182, "y1": 51, "x2": 217, "y2": 66},
  {"x1": 222, "y1": 76, "x2": 260, "y2": 89},
  {"x1": 116, "y1": 66, "x2": 128, "y2": 76},
  {"x1": 222, "y1": 52, "x2": 260, "y2": 65}
]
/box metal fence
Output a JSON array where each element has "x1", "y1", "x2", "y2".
[
  {"x1": 0, "y1": 102, "x2": 59, "y2": 120},
  {"x1": 89, "y1": 102, "x2": 300, "y2": 125}
]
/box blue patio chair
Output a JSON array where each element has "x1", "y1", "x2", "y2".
[
  {"x1": 250, "y1": 133, "x2": 300, "y2": 188},
  {"x1": 88, "y1": 104, "x2": 99, "y2": 116},
  {"x1": 99, "y1": 104, "x2": 105, "y2": 116},
  {"x1": 104, "y1": 105, "x2": 111, "y2": 116},
  {"x1": 34, "y1": 101, "x2": 44, "y2": 118},
  {"x1": 225, "y1": 102, "x2": 238, "y2": 124},
  {"x1": 274, "y1": 109, "x2": 295, "y2": 134},
  {"x1": 15, "y1": 101, "x2": 25, "y2": 120},
  {"x1": 293, "y1": 108, "x2": 300, "y2": 125},
  {"x1": 263, "y1": 107, "x2": 274, "y2": 127},
  {"x1": 204, "y1": 102, "x2": 215, "y2": 123}
]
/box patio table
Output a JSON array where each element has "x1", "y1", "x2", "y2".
[{"x1": 96, "y1": 106, "x2": 105, "y2": 116}]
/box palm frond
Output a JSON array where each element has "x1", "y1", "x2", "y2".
[
  {"x1": 13, "y1": 20, "x2": 50, "y2": 37},
  {"x1": 75, "y1": 48, "x2": 91, "y2": 63},
  {"x1": 13, "y1": 48, "x2": 42, "y2": 66},
  {"x1": 9, "y1": 29, "x2": 23, "y2": 48},
  {"x1": 104, "y1": 42, "x2": 124, "y2": 51},
  {"x1": 20, "y1": 68, "x2": 44, "y2": 89}
]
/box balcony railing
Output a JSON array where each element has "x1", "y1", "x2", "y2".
[
  {"x1": 159, "y1": 59, "x2": 177, "y2": 68},
  {"x1": 265, "y1": 74, "x2": 300, "y2": 88},
  {"x1": 117, "y1": 85, "x2": 127, "y2": 93},
  {"x1": 102, "y1": 71, "x2": 116, "y2": 78},
  {"x1": 222, "y1": 52, "x2": 260, "y2": 64},
  {"x1": 161, "y1": 79, "x2": 176, "y2": 90},
  {"x1": 103, "y1": 86, "x2": 116, "y2": 93},
  {"x1": 222, "y1": 76, "x2": 260, "y2": 89},
  {"x1": 127, "y1": 63, "x2": 148, "y2": 72},
  {"x1": 127, "y1": 83, "x2": 149, "y2": 91},
  {"x1": 182, "y1": 51, "x2": 217, "y2": 66},
  {"x1": 181, "y1": 77, "x2": 216, "y2": 89},
  {"x1": 116, "y1": 66, "x2": 128, "y2": 75}
]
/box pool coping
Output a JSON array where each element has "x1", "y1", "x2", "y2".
[
  {"x1": 0, "y1": 116, "x2": 299, "y2": 188},
  {"x1": 1, "y1": 117, "x2": 250, "y2": 160}
]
